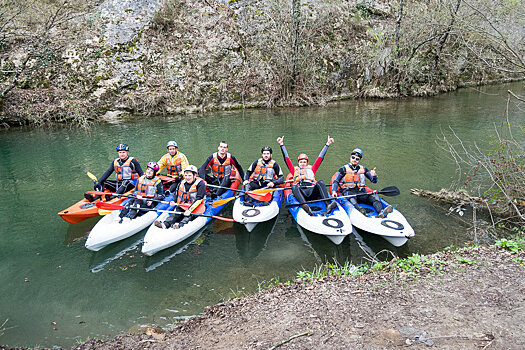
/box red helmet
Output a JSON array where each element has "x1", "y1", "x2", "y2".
[{"x1": 297, "y1": 153, "x2": 309, "y2": 162}]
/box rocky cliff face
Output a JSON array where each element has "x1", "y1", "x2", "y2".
[{"x1": 0, "y1": 0, "x2": 520, "y2": 126}]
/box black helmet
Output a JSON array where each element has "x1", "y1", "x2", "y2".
[{"x1": 261, "y1": 146, "x2": 272, "y2": 154}]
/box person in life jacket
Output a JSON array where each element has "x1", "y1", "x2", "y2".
[
  {"x1": 242, "y1": 146, "x2": 285, "y2": 206},
  {"x1": 154, "y1": 165, "x2": 207, "y2": 229},
  {"x1": 85, "y1": 144, "x2": 143, "y2": 202},
  {"x1": 119, "y1": 162, "x2": 164, "y2": 222},
  {"x1": 331, "y1": 148, "x2": 392, "y2": 218},
  {"x1": 199, "y1": 141, "x2": 245, "y2": 197},
  {"x1": 157, "y1": 140, "x2": 189, "y2": 194},
  {"x1": 277, "y1": 135, "x2": 335, "y2": 216}
]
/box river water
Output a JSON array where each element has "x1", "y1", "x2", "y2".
[{"x1": 0, "y1": 83, "x2": 523, "y2": 347}]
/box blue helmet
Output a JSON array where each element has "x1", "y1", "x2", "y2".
[
  {"x1": 351, "y1": 148, "x2": 363, "y2": 158},
  {"x1": 116, "y1": 143, "x2": 129, "y2": 151}
]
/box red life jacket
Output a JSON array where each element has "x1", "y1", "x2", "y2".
[
  {"x1": 293, "y1": 165, "x2": 316, "y2": 185},
  {"x1": 249, "y1": 158, "x2": 277, "y2": 181},
  {"x1": 176, "y1": 178, "x2": 206, "y2": 204},
  {"x1": 211, "y1": 152, "x2": 232, "y2": 178},
  {"x1": 135, "y1": 176, "x2": 161, "y2": 197},
  {"x1": 341, "y1": 164, "x2": 366, "y2": 189},
  {"x1": 113, "y1": 157, "x2": 139, "y2": 181}
]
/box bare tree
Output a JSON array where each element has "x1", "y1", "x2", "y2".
[{"x1": 439, "y1": 90, "x2": 525, "y2": 227}]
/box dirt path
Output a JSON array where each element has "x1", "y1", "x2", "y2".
[{"x1": 68, "y1": 246, "x2": 525, "y2": 349}]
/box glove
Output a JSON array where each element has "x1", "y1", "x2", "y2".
[{"x1": 94, "y1": 182, "x2": 103, "y2": 191}]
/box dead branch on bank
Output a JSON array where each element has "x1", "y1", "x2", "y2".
[{"x1": 421, "y1": 90, "x2": 525, "y2": 233}]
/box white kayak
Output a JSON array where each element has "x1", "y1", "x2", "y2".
[
  {"x1": 338, "y1": 197, "x2": 415, "y2": 247},
  {"x1": 285, "y1": 188, "x2": 352, "y2": 245},
  {"x1": 85, "y1": 197, "x2": 172, "y2": 251},
  {"x1": 232, "y1": 188, "x2": 283, "y2": 232},
  {"x1": 141, "y1": 188, "x2": 236, "y2": 256},
  {"x1": 141, "y1": 211, "x2": 209, "y2": 256}
]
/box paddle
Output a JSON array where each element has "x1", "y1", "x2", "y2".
[
  {"x1": 286, "y1": 186, "x2": 400, "y2": 207},
  {"x1": 207, "y1": 184, "x2": 284, "y2": 195},
  {"x1": 96, "y1": 202, "x2": 235, "y2": 222},
  {"x1": 86, "y1": 172, "x2": 113, "y2": 215},
  {"x1": 87, "y1": 171, "x2": 98, "y2": 183},
  {"x1": 212, "y1": 191, "x2": 272, "y2": 207},
  {"x1": 87, "y1": 191, "x2": 172, "y2": 205}
]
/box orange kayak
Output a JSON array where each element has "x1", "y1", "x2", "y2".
[{"x1": 58, "y1": 190, "x2": 132, "y2": 224}]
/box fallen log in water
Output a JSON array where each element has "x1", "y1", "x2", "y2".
[
  {"x1": 410, "y1": 188, "x2": 525, "y2": 219},
  {"x1": 410, "y1": 188, "x2": 487, "y2": 209}
]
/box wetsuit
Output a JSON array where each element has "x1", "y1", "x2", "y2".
[
  {"x1": 199, "y1": 153, "x2": 245, "y2": 196},
  {"x1": 163, "y1": 179, "x2": 207, "y2": 228},
  {"x1": 119, "y1": 175, "x2": 164, "y2": 220},
  {"x1": 244, "y1": 158, "x2": 284, "y2": 203},
  {"x1": 97, "y1": 157, "x2": 143, "y2": 194},
  {"x1": 331, "y1": 164, "x2": 382, "y2": 213},
  {"x1": 280, "y1": 143, "x2": 331, "y2": 206}
]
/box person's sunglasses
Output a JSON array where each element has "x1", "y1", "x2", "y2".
[{"x1": 351, "y1": 155, "x2": 361, "y2": 160}]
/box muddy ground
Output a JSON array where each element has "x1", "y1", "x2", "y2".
[
  {"x1": 3, "y1": 246, "x2": 524, "y2": 349},
  {"x1": 65, "y1": 246, "x2": 524, "y2": 349}
]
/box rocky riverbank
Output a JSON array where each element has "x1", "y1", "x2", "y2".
[
  {"x1": 1, "y1": 0, "x2": 522, "y2": 127},
  {"x1": 63, "y1": 246, "x2": 524, "y2": 349}
]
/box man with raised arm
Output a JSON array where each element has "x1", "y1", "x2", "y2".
[{"x1": 331, "y1": 148, "x2": 392, "y2": 218}]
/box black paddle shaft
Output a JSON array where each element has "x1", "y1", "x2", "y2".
[{"x1": 286, "y1": 186, "x2": 400, "y2": 207}]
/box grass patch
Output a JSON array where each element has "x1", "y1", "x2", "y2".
[{"x1": 495, "y1": 234, "x2": 525, "y2": 254}]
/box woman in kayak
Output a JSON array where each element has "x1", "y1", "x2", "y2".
[
  {"x1": 331, "y1": 148, "x2": 392, "y2": 218},
  {"x1": 118, "y1": 161, "x2": 164, "y2": 223},
  {"x1": 277, "y1": 135, "x2": 336, "y2": 216},
  {"x1": 154, "y1": 165, "x2": 207, "y2": 229}
]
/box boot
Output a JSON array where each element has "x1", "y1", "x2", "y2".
[
  {"x1": 384, "y1": 205, "x2": 393, "y2": 214},
  {"x1": 302, "y1": 204, "x2": 314, "y2": 216},
  {"x1": 154, "y1": 220, "x2": 166, "y2": 229},
  {"x1": 84, "y1": 192, "x2": 98, "y2": 202},
  {"x1": 325, "y1": 201, "x2": 337, "y2": 215}
]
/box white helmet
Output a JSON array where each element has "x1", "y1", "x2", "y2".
[
  {"x1": 166, "y1": 140, "x2": 178, "y2": 148},
  {"x1": 183, "y1": 165, "x2": 198, "y2": 174}
]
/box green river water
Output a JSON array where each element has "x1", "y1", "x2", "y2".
[{"x1": 0, "y1": 83, "x2": 523, "y2": 348}]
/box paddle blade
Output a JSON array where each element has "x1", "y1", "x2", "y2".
[
  {"x1": 212, "y1": 196, "x2": 235, "y2": 208},
  {"x1": 87, "y1": 172, "x2": 98, "y2": 182},
  {"x1": 96, "y1": 202, "x2": 125, "y2": 211},
  {"x1": 247, "y1": 191, "x2": 272, "y2": 201},
  {"x1": 379, "y1": 186, "x2": 400, "y2": 196},
  {"x1": 251, "y1": 188, "x2": 283, "y2": 194}
]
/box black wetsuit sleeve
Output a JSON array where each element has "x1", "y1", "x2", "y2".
[
  {"x1": 196, "y1": 181, "x2": 207, "y2": 200},
  {"x1": 363, "y1": 166, "x2": 378, "y2": 183},
  {"x1": 230, "y1": 155, "x2": 245, "y2": 179},
  {"x1": 199, "y1": 155, "x2": 214, "y2": 178},
  {"x1": 132, "y1": 158, "x2": 143, "y2": 177},
  {"x1": 272, "y1": 163, "x2": 285, "y2": 185},
  {"x1": 244, "y1": 160, "x2": 258, "y2": 181},
  {"x1": 331, "y1": 167, "x2": 346, "y2": 193},
  {"x1": 98, "y1": 163, "x2": 115, "y2": 184},
  {"x1": 153, "y1": 181, "x2": 165, "y2": 201}
]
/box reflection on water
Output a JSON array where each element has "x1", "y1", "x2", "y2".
[
  {"x1": 0, "y1": 82, "x2": 523, "y2": 348},
  {"x1": 235, "y1": 217, "x2": 278, "y2": 264}
]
